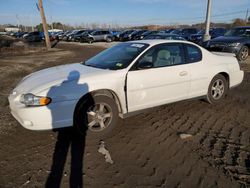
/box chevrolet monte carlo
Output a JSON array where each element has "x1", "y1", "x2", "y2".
[{"x1": 9, "y1": 40, "x2": 244, "y2": 135}]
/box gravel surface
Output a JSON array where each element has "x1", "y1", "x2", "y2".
[{"x1": 0, "y1": 42, "x2": 249, "y2": 188}]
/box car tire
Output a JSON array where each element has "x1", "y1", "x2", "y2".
[
  {"x1": 106, "y1": 37, "x2": 112, "y2": 43},
  {"x1": 237, "y1": 45, "x2": 249, "y2": 61},
  {"x1": 206, "y1": 74, "x2": 228, "y2": 104},
  {"x1": 88, "y1": 38, "x2": 94, "y2": 44},
  {"x1": 74, "y1": 95, "x2": 119, "y2": 137}
]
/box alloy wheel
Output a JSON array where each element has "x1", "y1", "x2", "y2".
[
  {"x1": 211, "y1": 79, "x2": 225, "y2": 100},
  {"x1": 86, "y1": 102, "x2": 113, "y2": 132}
]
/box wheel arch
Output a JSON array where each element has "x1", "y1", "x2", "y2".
[
  {"x1": 73, "y1": 89, "x2": 123, "y2": 122},
  {"x1": 217, "y1": 72, "x2": 230, "y2": 88},
  {"x1": 207, "y1": 71, "x2": 230, "y2": 93},
  {"x1": 243, "y1": 43, "x2": 250, "y2": 49}
]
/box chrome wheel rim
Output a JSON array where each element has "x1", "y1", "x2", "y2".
[
  {"x1": 211, "y1": 79, "x2": 225, "y2": 100},
  {"x1": 241, "y1": 47, "x2": 248, "y2": 60},
  {"x1": 86, "y1": 102, "x2": 113, "y2": 132}
]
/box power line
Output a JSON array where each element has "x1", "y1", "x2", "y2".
[{"x1": 121, "y1": 9, "x2": 248, "y2": 24}]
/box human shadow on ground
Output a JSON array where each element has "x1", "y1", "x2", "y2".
[{"x1": 45, "y1": 70, "x2": 90, "y2": 188}]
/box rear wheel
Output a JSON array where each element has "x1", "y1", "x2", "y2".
[
  {"x1": 88, "y1": 38, "x2": 94, "y2": 44},
  {"x1": 237, "y1": 45, "x2": 249, "y2": 61},
  {"x1": 206, "y1": 74, "x2": 228, "y2": 104},
  {"x1": 74, "y1": 95, "x2": 119, "y2": 136},
  {"x1": 106, "y1": 37, "x2": 112, "y2": 43}
]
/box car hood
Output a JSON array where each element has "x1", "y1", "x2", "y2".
[
  {"x1": 210, "y1": 36, "x2": 244, "y2": 43},
  {"x1": 14, "y1": 63, "x2": 109, "y2": 94}
]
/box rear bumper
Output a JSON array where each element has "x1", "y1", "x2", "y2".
[{"x1": 229, "y1": 70, "x2": 244, "y2": 88}]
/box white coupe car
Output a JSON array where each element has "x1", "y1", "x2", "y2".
[{"x1": 9, "y1": 40, "x2": 244, "y2": 135}]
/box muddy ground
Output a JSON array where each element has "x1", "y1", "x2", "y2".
[{"x1": 0, "y1": 42, "x2": 250, "y2": 188}]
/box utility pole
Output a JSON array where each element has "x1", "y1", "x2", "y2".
[
  {"x1": 50, "y1": 15, "x2": 54, "y2": 30},
  {"x1": 203, "y1": 0, "x2": 212, "y2": 42},
  {"x1": 38, "y1": 0, "x2": 51, "y2": 49},
  {"x1": 16, "y1": 15, "x2": 20, "y2": 31},
  {"x1": 245, "y1": 8, "x2": 249, "y2": 25},
  {"x1": 30, "y1": 14, "x2": 34, "y2": 31}
]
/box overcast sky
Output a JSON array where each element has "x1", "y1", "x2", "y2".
[{"x1": 1, "y1": 0, "x2": 249, "y2": 26}]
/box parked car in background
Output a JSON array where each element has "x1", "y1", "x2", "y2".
[
  {"x1": 121, "y1": 30, "x2": 145, "y2": 41},
  {"x1": 79, "y1": 30, "x2": 94, "y2": 43},
  {"x1": 40, "y1": 32, "x2": 56, "y2": 41},
  {"x1": 189, "y1": 28, "x2": 226, "y2": 44},
  {"x1": 118, "y1": 30, "x2": 135, "y2": 41},
  {"x1": 144, "y1": 33, "x2": 185, "y2": 40},
  {"x1": 14, "y1": 32, "x2": 28, "y2": 38},
  {"x1": 54, "y1": 31, "x2": 64, "y2": 40},
  {"x1": 62, "y1": 30, "x2": 79, "y2": 41},
  {"x1": 130, "y1": 30, "x2": 148, "y2": 40},
  {"x1": 9, "y1": 40, "x2": 244, "y2": 135},
  {"x1": 134, "y1": 30, "x2": 159, "y2": 40},
  {"x1": 206, "y1": 26, "x2": 250, "y2": 61},
  {"x1": 80, "y1": 30, "x2": 114, "y2": 43},
  {"x1": 111, "y1": 30, "x2": 122, "y2": 41},
  {"x1": 171, "y1": 28, "x2": 198, "y2": 40},
  {"x1": 72, "y1": 30, "x2": 87, "y2": 42},
  {"x1": 158, "y1": 29, "x2": 176, "y2": 34},
  {"x1": 23, "y1": 32, "x2": 42, "y2": 42}
]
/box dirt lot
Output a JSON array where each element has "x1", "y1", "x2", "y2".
[{"x1": 0, "y1": 42, "x2": 250, "y2": 188}]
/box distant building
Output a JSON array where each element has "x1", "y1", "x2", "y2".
[
  {"x1": 48, "y1": 29, "x2": 63, "y2": 33},
  {"x1": 5, "y1": 27, "x2": 20, "y2": 33}
]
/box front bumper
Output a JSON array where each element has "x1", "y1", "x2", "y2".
[{"x1": 8, "y1": 92, "x2": 77, "y2": 130}]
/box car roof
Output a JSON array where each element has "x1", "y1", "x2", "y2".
[{"x1": 127, "y1": 39, "x2": 195, "y2": 46}]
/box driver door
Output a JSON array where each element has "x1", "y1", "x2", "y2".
[{"x1": 127, "y1": 43, "x2": 190, "y2": 112}]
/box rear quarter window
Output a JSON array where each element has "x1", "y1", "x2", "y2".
[{"x1": 185, "y1": 44, "x2": 202, "y2": 63}]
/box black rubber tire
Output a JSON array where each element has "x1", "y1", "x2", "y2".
[
  {"x1": 206, "y1": 74, "x2": 228, "y2": 104},
  {"x1": 88, "y1": 38, "x2": 94, "y2": 44},
  {"x1": 106, "y1": 37, "x2": 112, "y2": 43},
  {"x1": 237, "y1": 45, "x2": 249, "y2": 61},
  {"x1": 74, "y1": 95, "x2": 119, "y2": 137}
]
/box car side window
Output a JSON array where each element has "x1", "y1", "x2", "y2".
[
  {"x1": 137, "y1": 43, "x2": 185, "y2": 68},
  {"x1": 185, "y1": 44, "x2": 202, "y2": 63}
]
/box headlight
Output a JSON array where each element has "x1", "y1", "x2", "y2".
[
  {"x1": 228, "y1": 42, "x2": 240, "y2": 47},
  {"x1": 20, "y1": 93, "x2": 51, "y2": 106}
]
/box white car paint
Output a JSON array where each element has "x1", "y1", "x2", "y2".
[{"x1": 8, "y1": 40, "x2": 244, "y2": 131}]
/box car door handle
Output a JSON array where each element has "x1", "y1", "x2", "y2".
[{"x1": 179, "y1": 71, "x2": 188, "y2": 76}]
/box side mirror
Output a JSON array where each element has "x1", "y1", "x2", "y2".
[{"x1": 137, "y1": 61, "x2": 153, "y2": 69}]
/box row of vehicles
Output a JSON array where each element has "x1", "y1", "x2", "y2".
[
  {"x1": 60, "y1": 28, "x2": 190, "y2": 43},
  {"x1": 58, "y1": 26, "x2": 250, "y2": 61},
  {"x1": 9, "y1": 26, "x2": 250, "y2": 61}
]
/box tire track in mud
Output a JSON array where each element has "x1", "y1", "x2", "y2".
[{"x1": 184, "y1": 73, "x2": 250, "y2": 187}]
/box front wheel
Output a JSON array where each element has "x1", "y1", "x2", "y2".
[
  {"x1": 88, "y1": 38, "x2": 94, "y2": 44},
  {"x1": 206, "y1": 74, "x2": 228, "y2": 104},
  {"x1": 106, "y1": 37, "x2": 112, "y2": 43},
  {"x1": 237, "y1": 45, "x2": 249, "y2": 61},
  {"x1": 74, "y1": 95, "x2": 119, "y2": 136}
]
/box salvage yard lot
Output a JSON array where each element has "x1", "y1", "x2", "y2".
[{"x1": 0, "y1": 42, "x2": 250, "y2": 187}]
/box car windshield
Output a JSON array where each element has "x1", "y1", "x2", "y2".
[
  {"x1": 197, "y1": 30, "x2": 205, "y2": 35},
  {"x1": 171, "y1": 30, "x2": 180, "y2": 34},
  {"x1": 224, "y1": 28, "x2": 250, "y2": 37},
  {"x1": 84, "y1": 43, "x2": 149, "y2": 70}
]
